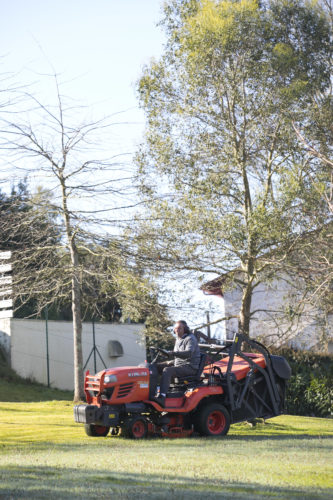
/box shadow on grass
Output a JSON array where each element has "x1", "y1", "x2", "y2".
[
  {"x1": 227, "y1": 433, "x2": 333, "y2": 441},
  {"x1": 0, "y1": 464, "x2": 331, "y2": 500},
  {"x1": 2, "y1": 431, "x2": 332, "y2": 454}
]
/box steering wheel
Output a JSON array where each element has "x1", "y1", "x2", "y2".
[
  {"x1": 156, "y1": 347, "x2": 170, "y2": 356},
  {"x1": 149, "y1": 347, "x2": 170, "y2": 363}
]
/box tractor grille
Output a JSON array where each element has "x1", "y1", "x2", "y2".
[
  {"x1": 85, "y1": 375, "x2": 102, "y2": 399},
  {"x1": 102, "y1": 387, "x2": 114, "y2": 400},
  {"x1": 117, "y1": 383, "x2": 134, "y2": 398}
]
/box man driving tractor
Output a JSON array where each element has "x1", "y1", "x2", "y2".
[
  {"x1": 154, "y1": 320, "x2": 201, "y2": 407},
  {"x1": 74, "y1": 319, "x2": 291, "y2": 438}
]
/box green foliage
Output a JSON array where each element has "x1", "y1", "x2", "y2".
[
  {"x1": 0, "y1": 181, "x2": 64, "y2": 318},
  {"x1": 271, "y1": 347, "x2": 333, "y2": 417},
  {"x1": 144, "y1": 312, "x2": 175, "y2": 354},
  {"x1": 134, "y1": 0, "x2": 332, "y2": 336},
  {"x1": 0, "y1": 181, "x2": 60, "y2": 251},
  {"x1": 305, "y1": 376, "x2": 332, "y2": 416},
  {"x1": 109, "y1": 253, "x2": 174, "y2": 350},
  {"x1": 0, "y1": 182, "x2": 167, "y2": 329}
]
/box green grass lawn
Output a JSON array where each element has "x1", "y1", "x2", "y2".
[{"x1": 0, "y1": 380, "x2": 332, "y2": 499}]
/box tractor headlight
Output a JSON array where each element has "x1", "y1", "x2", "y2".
[{"x1": 104, "y1": 374, "x2": 117, "y2": 384}]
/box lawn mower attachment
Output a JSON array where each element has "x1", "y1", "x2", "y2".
[{"x1": 73, "y1": 334, "x2": 291, "y2": 439}]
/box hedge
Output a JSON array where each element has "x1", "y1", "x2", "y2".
[{"x1": 270, "y1": 347, "x2": 333, "y2": 418}]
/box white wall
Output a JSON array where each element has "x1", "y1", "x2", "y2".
[
  {"x1": 223, "y1": 278, "x2": 333, "y2": 351},
  {"x1": 0, "y1": 319, "x2": 146, "y2": 390}
]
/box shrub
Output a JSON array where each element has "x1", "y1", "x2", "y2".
[{"x1": 270, "y1": 347, "x2": 333, "y2": 417}]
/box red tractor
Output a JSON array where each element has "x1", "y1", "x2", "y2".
[{"x1": 74, "y1": 333, "x2": 291, "y2": 438}]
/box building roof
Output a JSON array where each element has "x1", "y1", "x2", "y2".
[{"x1": 200, "y1": 276, "x2": 225, "y2": 297}]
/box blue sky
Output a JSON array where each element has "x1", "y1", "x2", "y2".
[
  {"x1": 1, "y1": 0, "x2": 166, "y2": 152},
  {"x1": 0, "y1": 0, "x2": 225, "y2": 332}
]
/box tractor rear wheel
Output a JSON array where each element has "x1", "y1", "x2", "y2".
[
  {"x1": 121, "y1": 416, "x2": 148, "y2": 439},
  {"x1": 84, "y1": 424, "x2": 110, "y2": 437},
  {"x1": 194, "y1": 403, "x2": 230, "y2": 437}
]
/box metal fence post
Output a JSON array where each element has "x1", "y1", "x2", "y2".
[
  {"x1": 206, "y1": 311, "x2": 211, "y2": 339},
  {"x1": 92, "y1": 318, "x2": 97, "y2": 373},
  {"x1": 45, "y1": 306, "x2": 50, "y2": 387}
]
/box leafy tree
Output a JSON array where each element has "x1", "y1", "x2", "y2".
[
  {"x1": 0, "y1": 181, "x2": 57, "y2": 251},
  {"x1": 288, "y1": 0, "x2": 333, "y2": 343},
  {"x1": 0, "y1": 181, "x2": 63, "y2": 317},
  {"x1": 134, "y1": 0, "x2": 332, "y2": 337},
  {"x1": 109, "y1": 252, "x2": 174, "y2": 350}
]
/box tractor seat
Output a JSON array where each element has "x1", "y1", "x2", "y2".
[{"x1": 173, "y1": 353, "x2": 207, "y2": 387}]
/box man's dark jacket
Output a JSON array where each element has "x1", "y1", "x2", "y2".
[{"x1": 173, "y1": 332, "x2": 201, "y2": 369}]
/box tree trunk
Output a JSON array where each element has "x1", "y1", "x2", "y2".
[
  {"x1": 239, "y1": 282, "x2": 252, "y2": 337},
  {"x1": 71, "y1": 244, "x2": 84, "y2": 401},
  {"x1": 60, "y1": 178, "x2": 84, "y2": 401},
  {"x1": 239, "y1": 257, "x2": 255, "y2": 337}
]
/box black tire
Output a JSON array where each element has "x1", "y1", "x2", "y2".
[
  {"x1": 121, "y1": 416, "x2": 148, "y2": 439},
  {"x1": 84, "y1": 423, "x2": 110, "y2": 437},
  {"x1": 194, "y1": 403, "x2": 230, "y2": 437},
  {"x1": 110, "y1": 427, "x2": 120, "y2": 436}
]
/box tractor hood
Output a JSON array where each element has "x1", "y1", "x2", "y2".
[{"x1": 98, "y1": 366, "x2": 149, "y2": 384}]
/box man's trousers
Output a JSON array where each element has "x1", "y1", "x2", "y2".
[{"x1": 156, "y1": 362, "x2": 197, "y2": 395}]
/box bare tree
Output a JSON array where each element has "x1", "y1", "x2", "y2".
[{"x1": 0, "y1": 74, "x2": 142, "y2": 400}]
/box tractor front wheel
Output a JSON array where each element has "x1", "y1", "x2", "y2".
[
  {"x1": 194, "y1": 403, "x2": 230, "y2": 437},
  {"x1": 84, "y1": 424, "x2": 110, "y2": 437},
  {"x1": 121, "y1": 416, "x2": 148, "y2": 439},
  {"x1": 110, "y1": 427, "x2": 120, "y2": 436}
]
